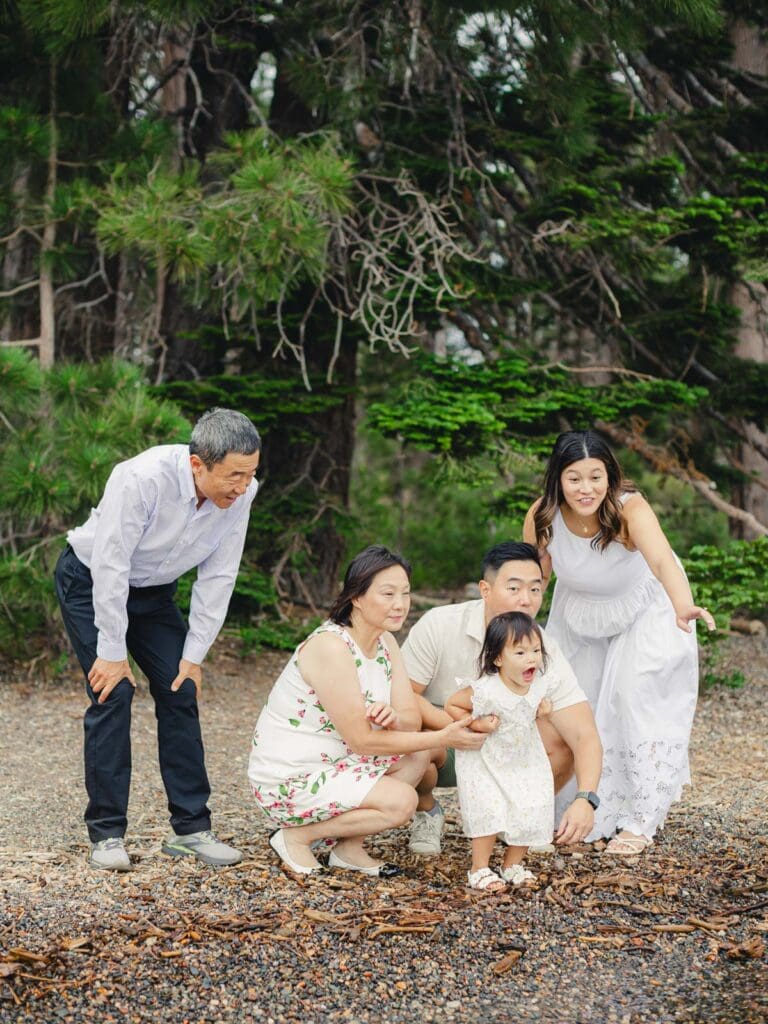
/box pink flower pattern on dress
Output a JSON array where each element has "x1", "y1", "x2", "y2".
[{"x1": 249, "y1": 621, "x2": 400, "y2": 827}]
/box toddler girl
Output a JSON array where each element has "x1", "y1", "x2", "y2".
[{"x1": 446, "y1": 611, "x2": 554, "y2": 891}]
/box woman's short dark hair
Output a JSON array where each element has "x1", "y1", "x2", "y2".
[
  {"x1": 478, "y1": 611, "x2": 547, "y2": 677},
  {"x1": 532, "y1": 429, "x2": 636, "y2": 552},
  {"x1": 328, "y1": 545, "x2": 412, "y2": 626}
]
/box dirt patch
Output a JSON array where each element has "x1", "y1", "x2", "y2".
[{"x1": 0, "y1": 636, "x2": 766, "y2": 1023}]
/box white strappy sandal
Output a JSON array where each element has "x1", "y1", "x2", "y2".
[
  {"x1": 501, "y1": 864, "x2": 535, "y2": 886},
  {"x1": 467, "y1": 867, "x2": 506, "y2": 891}
]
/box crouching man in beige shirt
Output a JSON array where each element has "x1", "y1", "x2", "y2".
[{"x1": 401, "y1": 541, "x2": 602, "y2": 856}]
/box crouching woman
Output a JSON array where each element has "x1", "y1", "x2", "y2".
[{"x1": 248, "y1": 545, "x2": 483, "y2": 877}]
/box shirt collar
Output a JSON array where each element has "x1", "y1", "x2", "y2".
[
  {"x1": 467, "y1": 599, "x2": 487, "y2": 643},
  {"x1": 178, "y1": 448, "x2": 198, "y2": 505},
  {"x1": 523, "y1": 683, "x2": 542, "y2": 709}
]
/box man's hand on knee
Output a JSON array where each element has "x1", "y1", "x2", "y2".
[
  {"x1": 171, "y1": 659, "x2": 202, "y2": 698},
  {"x1": 88, "y1": 658, "x2": 136, "y2": 704}
]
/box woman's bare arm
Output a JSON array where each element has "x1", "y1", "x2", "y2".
[
  {"x1": 523, "y1": 499, "x2": 552, "y2": 588},
  {"x1": 623, "y1": 495, "x2": 715, "y2": 633},
  {"x1": 298, "y1": 633, "x2": 481, "y2": 755}
]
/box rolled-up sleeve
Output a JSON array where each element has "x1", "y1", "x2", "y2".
[
  {"x1": 401, "y1": 615, "x2": 439, "y2": 688},
  {"x1": 183, "y1": 488, "x2": 257, "y2": 664},
  {"x1": 90, "y1": 466, "x2": 151, "y2": 661}
]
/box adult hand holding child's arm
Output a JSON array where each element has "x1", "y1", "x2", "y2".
[
  {"x1": 445, "y1": 686, "x2": 498, "y2": 736},
  {"x1": 536, "y1": 697, "x2": 553, "y2": 719}
]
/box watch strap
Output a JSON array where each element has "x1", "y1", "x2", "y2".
[{"x1": 574, "y1": 790, "x2": 599, "y2": 810}]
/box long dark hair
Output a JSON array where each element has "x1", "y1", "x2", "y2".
[
  {"x1": 328, "y1": 545, "x2": 412, "y2": 626},
  {"x1": 478, "y1": 612, "x2": 547, "y2": 677},
  {"x1": 533, "y1": 430, "x2": 636, "y2": 551}
]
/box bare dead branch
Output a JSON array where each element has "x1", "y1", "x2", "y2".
[
  {"x1": 596, "y1": 419, "x2": 768, "y2": 536},
  {"x1": 0, "y1": 279, "x2": 40, "y2": 299}
]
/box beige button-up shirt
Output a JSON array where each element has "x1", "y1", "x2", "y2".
[{"x1": 401, "y1": 599, "x2": 587, "y2": 711}]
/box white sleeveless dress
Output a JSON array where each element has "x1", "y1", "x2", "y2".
[
  {"x1": 455, "y1": 672, "x2": 554, "y2": 846},
  {"x1": 546, "y1": 506, "x2": 698, "y2": 841},
  {"x1": 247, "y1": 622, "x2": 400, "y2": 827}
]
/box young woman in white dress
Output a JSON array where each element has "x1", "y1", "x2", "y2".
[
  {"x1": 248, "y1": 545, "x2": 482, "y2": 876},
  {"x1": 523, "y1": 430, "x2": 715, "y2": 855},
  {"x1": 446, "y1": 612, "x2": 555, "y2": 892}
]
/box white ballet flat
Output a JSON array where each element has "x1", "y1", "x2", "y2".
[
  {"x1": 268, "y1": 829, "x2": 321, "y2": 875},
  {"x1": 328, "y1": 849, "x2": 402, "y2": 878}
]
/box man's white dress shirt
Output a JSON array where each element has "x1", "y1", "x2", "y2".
[{"x1": 68, "y1": 444, "x2": 258, "y2": 664}]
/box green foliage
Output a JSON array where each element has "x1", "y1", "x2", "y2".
[
  {"x1": 157, "y1": 360, "x2": 354, "y2": 609},
  {"x1": 684, "y1": 537, "x2": 768, "y2": 688},
  {"x1": 95, "y1": 129, "x2": 353, "y2": 325},
  {"x1": 0, "y1": 350, "x2": 190, "y2": 657},
  {"x1": 345, "y1": 427, "x2": 527, "y2": 590},
  {"x1": 685, "y1": 537, "x2": 768, "y2": 629},
  {"x1": 237, "y1": 617, "x2": 320, "y2": 656},
  {"x1": 2, "y1": 0, "x2": 768, "y2": 676},
  {"x1": 367, "y1": 352, "x2": 707, "y2": 459}
]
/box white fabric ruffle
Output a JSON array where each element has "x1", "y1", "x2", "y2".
[{"x1": 555, "y1": 574, "x2": 659, "y2": 640}]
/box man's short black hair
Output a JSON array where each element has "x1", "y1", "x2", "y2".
[{"x1": 481, "y1": 541, "x2": 541, "y2": 581}]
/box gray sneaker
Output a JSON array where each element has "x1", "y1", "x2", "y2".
[
  {"x1": 161, "y1": 829, "x2": 242, "y2": 866},
  {"x1": 408, "y1": 806, "x2": 444, "y2": 855},
  {"x1": 90, "y1": 837, "x2": 131, "y2": 872}
]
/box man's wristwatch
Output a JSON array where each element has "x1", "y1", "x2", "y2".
[{"x1": 574, "y1": 790, "x2": 600, "y2": 810}]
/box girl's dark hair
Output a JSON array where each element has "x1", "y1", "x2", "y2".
[
  {"x1": 532, "y1": 430, "x2": 636, "y2": 552},
  {"x1": 328, "y1": 545, "x2": 412, "y2": 626},
  {"x1": 478, "y1": 612, "x2": 547, "y2": 678}
]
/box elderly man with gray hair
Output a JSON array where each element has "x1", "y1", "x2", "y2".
[{"x1": 55, "y1": 408, "x2": 261, "y2": 871}]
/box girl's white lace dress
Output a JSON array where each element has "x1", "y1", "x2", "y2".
[
  {"x1": 455, "y1": 672, "x2": 554, "y2": 846},
  {"x1": 546, "y1": 506, "x2": 698, "y2": 840}
]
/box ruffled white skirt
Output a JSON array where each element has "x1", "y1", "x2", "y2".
[{"x1": 547, "y1": 573, "x2": 698, "y2": 841}]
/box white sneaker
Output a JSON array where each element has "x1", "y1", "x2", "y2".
[
  {"x1": 90, "y1": 837, "x2": 131, "y2": 872},
  {"x1": 408, "y1": 807, "x2": 444, "y2": 855}
]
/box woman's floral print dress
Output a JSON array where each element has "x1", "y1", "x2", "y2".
[{"x1": 247, "y1": 621, "x2": 401, "y2": 827}]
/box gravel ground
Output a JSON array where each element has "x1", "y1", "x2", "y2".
[{"x1": 1, "y1": 636, "x2": 766, "y2": 1024}]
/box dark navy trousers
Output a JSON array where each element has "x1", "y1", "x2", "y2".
[{"x1": 54, "y1": 545, "x2": 212, "y2": 842}]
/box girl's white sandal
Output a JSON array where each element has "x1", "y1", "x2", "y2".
[
  {"x1": 467, "y1": 867, "x2": 506, "y2": 891},
  {"x1": 501, "y1": 864, "x2": 535, "y2": 886}
]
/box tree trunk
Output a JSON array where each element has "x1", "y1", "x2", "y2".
[
  {"x1": 729, "y1": 282, "x2": 768, "y2": 537},
  {"x1": 0, "y1": 166, "x2": 31, "y2": 342},
  {"x1": 727, "y1": 19, "x2": 768, "y2": 537},
  {"x1": 259, "y1": 326, "x2": 359, "y2": 609},
  {"x1": 38, "y1": 60, "x2": 58, "y2": 369}
]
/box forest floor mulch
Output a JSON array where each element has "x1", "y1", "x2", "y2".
[{"x1": 0, "y1": 636, "x2": 766, "y2": 1024}]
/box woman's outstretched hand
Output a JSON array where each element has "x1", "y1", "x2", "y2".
[{"x1": 675, "y1": 605, "x2": 716, "y2": 633}]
